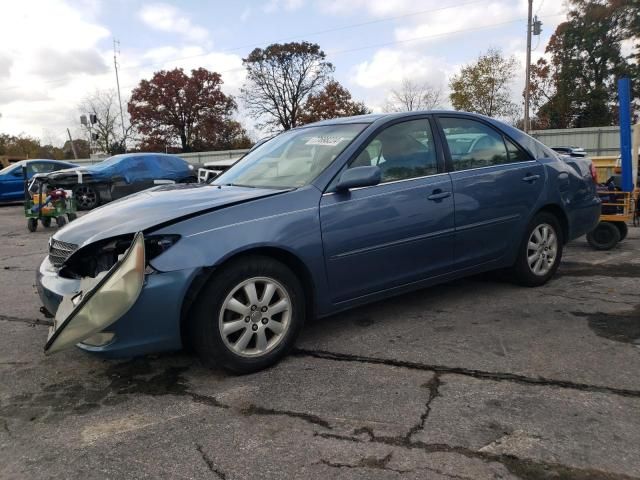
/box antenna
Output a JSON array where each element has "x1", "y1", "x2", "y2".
[{"x1": 113, "y1": 38, "x2": 127, "y2": 152}]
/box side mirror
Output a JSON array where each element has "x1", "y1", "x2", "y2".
[{"x1": 336, "y1": 166, "x2": 381, "y2": 191}]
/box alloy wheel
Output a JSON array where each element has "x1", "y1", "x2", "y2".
[
  {"x1": 218, "y1": 276, "x2": 291, "y2": 358},
  {"x1": 527, "y1": 223, "x2": 558, "y2": 276},
  {"x1": 75, "y1": 186, "x2": 97, "y2": 209}
]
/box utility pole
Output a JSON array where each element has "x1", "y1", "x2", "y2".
[
  {"x1": 66, "y1": 128, "x2": 78, "y2": 160},
  {"x1": 524, "y1": 0, "x2": 533, "y2": 133},
  {"x1": 113, "y1": 39, "x2": 127, "y2": 152}
]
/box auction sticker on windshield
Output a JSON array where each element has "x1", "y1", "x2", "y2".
[{"x1": 305, "y1": 136, "x2": 348, "y2": 146}]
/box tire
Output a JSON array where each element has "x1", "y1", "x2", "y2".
[
  {"x1": 73, "y1": 185, "x2": 100, "y2": 210},
  {"x1": 511, "y1": 212, "x2": 563, "y2": 287},
  {"x1": 614, "y1": 222, "x2": 628, "y2": 241},
  {"x1": 67, "y1": 213, "x2": 77, "y2": 222},
  {"x1": 56, "y1": 216, "x2": 67, "y2": 228},
  {"x1": 27, "y1": 218, "x2": 37, "y2": 232},
  {"x1": 587, "y1": 221, "x2": 620, "y2": 250},
  {"x1": 40, "y1": 217, "x2": 51, "y2": 228},
  {"x1": 190, "y1": 255, "x2": 305, "y2": 374}
]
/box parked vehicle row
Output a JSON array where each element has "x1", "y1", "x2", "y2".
[
  {"x1": 37, "y1": 111, "x2": 601, "y2": 373},
  {"x1": 42, "y1": 153, "x2": 197, "y2": 210}
]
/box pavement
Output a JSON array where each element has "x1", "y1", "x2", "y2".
[{"x1": 1, "y1": 203, "x2": 639, "y2": 480}]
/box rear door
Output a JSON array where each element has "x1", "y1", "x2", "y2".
[
  {"x1": 435, "y1": 115, "x2": 545, "y2": 269},
  {"x1": 320, "y1": 117, "x2": 455, "y2": 303}
]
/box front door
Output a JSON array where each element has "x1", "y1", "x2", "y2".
[
  {"x1": 436, "y1": 115, "x2": 545, "y2": 269},
  {"x1": 320, "y1": 118, "x2": 455, "y2": 303}
]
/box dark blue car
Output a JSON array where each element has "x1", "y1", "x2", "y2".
[
  {"x1": 37, "y1": 112, "x2": 600, "y2": 373},
  {"x1": 0, "y1": 159, "x2": 77, "y2": 202},
  {"x1": 42, "y1": 152, "x2": 197, "y2": 210}
]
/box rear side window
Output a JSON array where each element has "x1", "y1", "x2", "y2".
[
  {"x1": 439, "y1": 117, "x2": 510, "y2": 170},
  {"x1": 505, "y1": 137, "x2": 531, "y2": 162}
]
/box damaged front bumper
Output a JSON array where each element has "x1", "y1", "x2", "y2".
[{"x1": 37, "y1": 233, "x2": 200, "y2": 357}]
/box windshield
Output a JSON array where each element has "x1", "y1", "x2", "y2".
[
  {"x1": 214, "y1": 124, "x2": 367, "y2": 189},
  {"x1": 0, "y1": 162, "x2": 21, "y2": 175}
]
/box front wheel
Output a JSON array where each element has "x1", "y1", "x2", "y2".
[
  {"x1": 189, "y1": 256, "x2": 305, "y2": 374},
  {"x1": 510, "y1": 212, "x2": 563, "y2": 287},
  {"x1": 73, "y1": 185, "x2": 99, "y2": 210}
]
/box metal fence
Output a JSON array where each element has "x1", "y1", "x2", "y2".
[{"x1": 530, "y1": 126, "x2": 621, "y2": 157}]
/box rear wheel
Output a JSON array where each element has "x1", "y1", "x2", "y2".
[
  {"x1": 40, "y1": 217, "x2": 51, "y2": 228},
  {"x1": 511, "y1": 212, "x2": 563, "y2": 287},
  {"x1": 614, "y1": 222, "x2": 628, "y2": 242},
  {"x1": 56, "y1": 216, "x2": 67, "y2": 228},
  {"x1": 587, "y1": 221, "x2": 620, "y2": 250},
  {"x1": 67, "y1": 212, "x2": 77, "y2": 222},
  {"x1": 27, "y1": 218, "x2": 37, "y2": 232},
  {"x1": 74, "y1": 185, "x2": 99, "y2": 210},
  {"x1": 190, "y1": 256, "x2": 305, "y2": 374}
]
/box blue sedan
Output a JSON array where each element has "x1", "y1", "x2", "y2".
[
  {"x1": 0, "y1": 159, "x2": 77, "y2": 202},
  {"x1": 37, "y1": 112, "x2": 600, "y2": 373}
]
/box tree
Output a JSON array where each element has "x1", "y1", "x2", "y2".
[
  {"x1": 79, "y1": 89, "x2": 131, "y2": 155},
  {"x1": 529, "y1": 0, "x2": 638, "y2": 128},
  {"x1": 128, "y1": 68, "x2": 247, "y2": 152},
  {"x1": 241, "y1": 42, "x2": 334, "y2": 131},
  {"x1": 449, "y1": 48, "x2": 518, "y2": 118},
  {"x1": 383, "y1": 78, "x2": 443, "y2": 112},
  {"x1": 297, "y1": 80, "x2": 370, "y2": 125},
  {"x1": 62, "y1": 139, "x2": 90, "y2": 160},
  {"x1": 0, "y1": 133, "x2": 40, "y2": 158}
]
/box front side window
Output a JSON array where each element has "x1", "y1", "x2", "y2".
[
  {"x1": 347, "y1": 119, "x2": 438, "y2": 183},
  {"x1": 214, "y1": 124, "x2": 367, "y2": 189},
  {"x1": 440, "y1": 117, "x2": 510, "y2": 171}
]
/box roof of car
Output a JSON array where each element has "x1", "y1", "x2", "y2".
[{"x1": 303, "y1": 110, "x2": 500, "y2": 127}]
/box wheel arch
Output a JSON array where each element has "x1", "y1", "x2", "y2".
[
  {"x1": 536, "y1": 203, "x2": 569, "y2": 244},
  {"x1": 179, "y1": 246, "x2": 317, "y2": 347}
]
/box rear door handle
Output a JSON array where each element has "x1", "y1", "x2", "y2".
[
  {"x1": 522, "y1": 174, "x2": 540, "y2": 183},
  {"x1": 427, "y1": 190, "x2": 451, "y2": 201}
]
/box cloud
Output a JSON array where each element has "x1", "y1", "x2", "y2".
[
  {"x1": 30, "y1": 48, "x2": 108, "y2": 77},
  {"x1": 138, "y1": 3, "x2": 209, "y2": 42},
  {"x1": 317, "y1": 0, "x2": 415, "y2": 17},
  {"x1": 0, "y1": 53, "x2": 12, "y2": 79},
  {"x1": 351, "y1": 48, "x2": 449, "y2": 90},
  {"x1": 263, "y1": 0, "x2": 304, "y2": 13}
]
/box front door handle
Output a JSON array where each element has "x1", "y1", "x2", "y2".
[
  {"x1": 522, "y1": 174, "x2": 541, "y2": 183},
  {"x1": 427, "y1": 190, "x2": 451, "y2": 201}
]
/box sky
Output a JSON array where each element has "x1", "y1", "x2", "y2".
[{"x1": 0, "y1": 0, "x2": 569, "y2": 144}]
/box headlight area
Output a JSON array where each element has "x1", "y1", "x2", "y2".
[
  {"x1": 44, "y1": 233, "x2": 180, "y2": 354},
  {"x1": 60, "y1": 234, "x2": 181, "y2": 279}
]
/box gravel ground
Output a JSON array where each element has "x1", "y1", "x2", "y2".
[{"x1": 1, "y1": 203, "x2": 639, "y2": 480}]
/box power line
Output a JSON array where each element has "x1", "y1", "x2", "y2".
[
  {"x1": 123, "y1": 0, "x2": 491, "y2": 72},
  {"x1": 117, "y1": 12, "x2": 566, "y2": 92},
  {"x1": 0, "y1": 0, "x2": 491, "y2": 92}
]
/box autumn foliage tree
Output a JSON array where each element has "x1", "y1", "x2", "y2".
[
  {"x1": 297, "y1": 80, "x2": 370, "y2": 125},
  {"x1": 241, "y1": 42, "x2": 334, "y2": 131},
  {"x1": 449, "y1": 48, "x2": 518, "y2": 118},
  {"x1": 128, "y1": 68, "x2": 251, "y2": 152},
  {"x1": 528, "y1": 0, "x2": 638, "y2": 129}
]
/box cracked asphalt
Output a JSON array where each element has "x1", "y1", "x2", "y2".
[{"x1": 1, "y1": 203, "x2": 639, "y2": 480}]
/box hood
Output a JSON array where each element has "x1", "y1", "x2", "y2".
[{"x1": 53, "y1": 183, "x2": 286, "y2": 247}]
